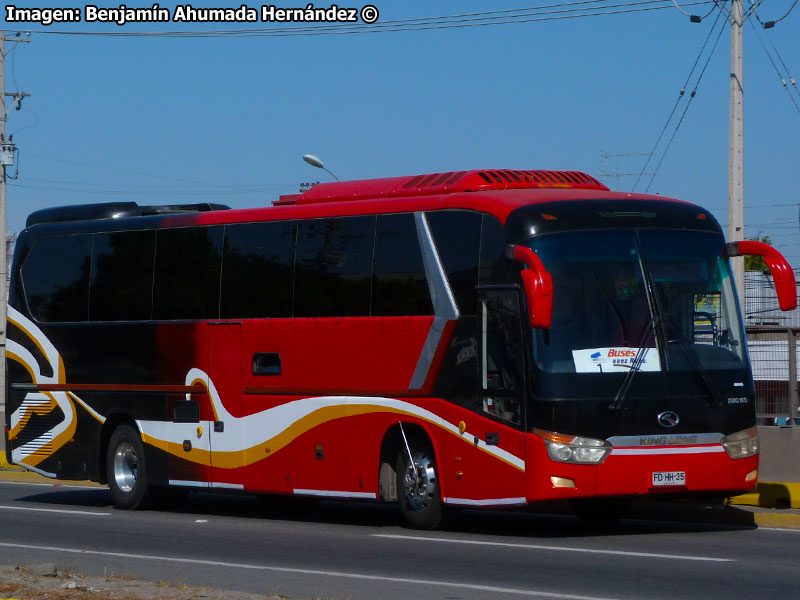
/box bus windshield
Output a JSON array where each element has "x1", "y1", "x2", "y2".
[{"x1": 530, "y1": 229, "x2": 747, "y2": 378}]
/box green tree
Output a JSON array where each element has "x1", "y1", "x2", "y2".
[{"x1": 744, "y1": 234, "x2": 772, "y2": 271}]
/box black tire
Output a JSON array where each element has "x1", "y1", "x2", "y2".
[
  {"x1": 396, "y1": 441, "x2": 443, "y2": 530},
  {"x1": 569, "y1": 496, "x2": 632, "y2": 528},
  {"x1": 106, "y1": 424, "x2": 150, "y2": 510}
]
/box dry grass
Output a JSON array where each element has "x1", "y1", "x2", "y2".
[{"x1": 0, "y1": 565, "x2": 283, "y2": 600}]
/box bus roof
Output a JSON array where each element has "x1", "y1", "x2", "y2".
[{"x1": 22, "y1": 169, "x2": 694, "y2": 233}]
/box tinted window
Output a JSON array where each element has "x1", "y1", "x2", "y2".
[
  {"x1": 294, "y1": 216, "x2": 375, "y2": 317},
  {"x1": 90, "y1": 230, "x2": 155, "y2": 321},
  {"x1": 480, "y1": 289, "x2": 525, "y2": 425},
  {"x1": 373, "y1": 213, "x2": 432, "y2": 316},
  {"x1": 221, "y1": 221, "x2": 296, "y2": 318},
  {"x1": 22, "y1": 234, "x2": 91, "y2": 322},
  {"x1": 479, "y1": 215, "x2": 510, "y2": 286},
  {"x1": 153, "y1": 227, "x2": 223, "y2": 320},
  {"x1": 426, "y1": 210, "x2": 482, "y2": 315}
]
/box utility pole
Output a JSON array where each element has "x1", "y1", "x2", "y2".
[
  {"x1": 728, "y1": 0, "x2": 745, "y2": 305},
  {"x1": 0, "y1": 31, "x2": 31, "y2": 432}
]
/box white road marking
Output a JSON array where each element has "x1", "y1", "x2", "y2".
[
  {"x1": 373, "y1": 534, "x2": 734, "y2": 562},
  {"x1": 0, "y1": 505, "x2": 110, "y2": 517},
  {"x1": 0, "y1": 541, "x2": 624, "y2": 600}
]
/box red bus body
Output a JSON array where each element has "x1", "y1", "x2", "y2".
[{"x1": 5, "y1": 169, "x2": 793, "y2": 526}]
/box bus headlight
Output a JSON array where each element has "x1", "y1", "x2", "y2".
[
  {"x1": 535, "y1": 429, "x2": 611, "y2": 464},
  {"x1": 721, "y1": 427, "x2": 759, "y2": 459}
]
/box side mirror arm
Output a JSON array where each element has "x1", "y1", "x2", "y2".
[{"x1": 726, "y1": 241, "x2": 797, "y2": 311}]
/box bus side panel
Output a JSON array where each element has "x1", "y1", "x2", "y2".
[
  {"x1": 432, "y1": 402, "x2": 527, "y2": 505},
  {"x1": 239, "y1": 317, "x2": 434, "y2": 398},
  {"x1": 342, "y1": 398, "x2": 526, "y2": 505},
  {"x1": 156, "y1": 322, "x2": 211, "y2": 389}
]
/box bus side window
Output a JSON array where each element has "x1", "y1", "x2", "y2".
[
  {"x1": 221, "y1": 221, "x2": 296, "y2": 319},
  {"x1": 373, "y1": 213, "x2": 432, "y2": 316},
  {"x1": 426, "y1": 210, "x2": 482, "y2": 316},
  {"x1": 294, "y1": 216, "x2": 375, "y2": 318},
  {"x1": 89, "y1": 230, "x2": 156, "y2": 321},
  {"x1": 22, "y1": 234, "x2": 92, "y2": 323},
  {"x1": 479, "y1": 214, "x2": 510, "y2": 286},
  {"x1": 153, "y1": 226, "x2": 224, "y2": 320}
]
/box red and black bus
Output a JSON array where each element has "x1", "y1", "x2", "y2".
[{"x1": 5, "y1": 168, "x2": 796, "y2": 528}]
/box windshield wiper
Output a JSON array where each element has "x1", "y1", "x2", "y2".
[
  {"x1": 608, "y1": 316, "x2": 657, "y2": 412},
  {"x1": 664, "y1": 321, "x2": 722, "y2": 407}
]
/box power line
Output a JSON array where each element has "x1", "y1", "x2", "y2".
[
  {"x1": 745, "y1": 19, "x2": 800, "y2": 117},
  {"x1": 643, "y1": 14, "x2": 726, "y2": 192},
  {"x1": 24, "y1": 152, "x2": 221, "y2": 186},
  {"x1": 18, "y1": 176, "x2": 295, "y2": 191},
  {"x1": 5, "y1": 1, "x2": 717, "y2": 38},
  {"x1": 632, "y1": 10, "x2": 722, "y2": 192},
  {"x1": 7, "y1": 182, "x2": 294, "y2": 196},
  {"x1": 751, "y1": 0, "x2": 799, "y2": 27}
]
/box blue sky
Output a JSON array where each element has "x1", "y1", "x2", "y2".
[{"x1": 3, "y1": 1, "x2": 799, "y2": 263}]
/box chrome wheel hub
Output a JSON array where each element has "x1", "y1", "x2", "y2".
[
  {"x1": 403, "y1": 452, "x2": 436, "y2": 510},
  {"x1": 113, "y1": 441, "x2": 138, "y2": 493}
]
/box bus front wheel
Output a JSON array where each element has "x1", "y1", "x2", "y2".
[
  {"x1": 106, "y1": 424, "x2": 150, "y2": 510},
  {"x1": 396, "y1": 442, "x2": 443, "y2": 529}
]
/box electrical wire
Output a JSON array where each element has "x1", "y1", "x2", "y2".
[
  {"x1": 4, "y1": 1, "x2": 717, "y2": 37},
  {"x1": 753, "y1": 0, "x2": 799, "y2": 26},
  {"x1": 19, "y1": 176, "x2": 293, "y2": 191},
  {"x1": 747, "y1": 1, "x2": 800, "y2": 103},
  {"x1": 6, "y1": 182, "x2": 292, "y2": 196},
  {"x1": 632, "y1": 10, "x2": 721, "y2": 192},
  {"x1": 746, "y1": 19, "x2": 800, "y2": 116},
  {"x1": 749, "y1": 0, "x2": 800, "y2": 89},
  {"x1": 711, "y1": 0, "x2": 732, "y2": 21},
  {"x1": 670, "y1": 0, "x2": 717, "y2": 20},
  {"x1": 24, "y1": 152, "x2": 224, "y2": 186},
  {"x1": 644, "y1": 16, "x2": 726, "y2": 192}
]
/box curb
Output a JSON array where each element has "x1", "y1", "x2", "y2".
[
  {"x1": 0, "y1": 454, "x2": 18, "y2": 470},
  {"x1": 751, "y1": 511, "x2": 800, "y2": 529},
  {"x1": 730, "y1": 481, "x2": 800, "y2": 509}
]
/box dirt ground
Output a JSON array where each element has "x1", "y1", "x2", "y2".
[{"x1": 0, "y1": 565, "x2": 286, "y2": 600}]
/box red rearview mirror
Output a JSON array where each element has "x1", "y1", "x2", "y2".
[
  {"x1": 508, "y1": 245, "x2": 553, "y2": 329},
  {"x1": 727, "y1": 241, "x2": 797, "y2": 311}
]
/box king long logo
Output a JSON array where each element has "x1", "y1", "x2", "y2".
[{"x1": 657, "y1": 411, "x2": 680, "y2": 428}]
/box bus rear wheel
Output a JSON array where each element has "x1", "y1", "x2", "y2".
[
  {"x1": 396, "y1": 443, "x2": 443, "y2": 529},
  {"x1": 107, "y1": 424, "x2": 150, "y2": 510}
]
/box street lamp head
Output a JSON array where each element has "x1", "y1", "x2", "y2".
[
  {"x1": 302, "y1": 154, "x2": 325, "y2": 169},
  {"x1": 302, "y1": 153, "x2": 340, "y2": 181}
]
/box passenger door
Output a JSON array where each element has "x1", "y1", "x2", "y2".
[{"x1": 475, "y1": 287, "x2": 527, "y2": 501}]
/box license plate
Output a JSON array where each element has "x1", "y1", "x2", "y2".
[{"x1": 652, "y1": 471, "x2": 685, "y2": 486}]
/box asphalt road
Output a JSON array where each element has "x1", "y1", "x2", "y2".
[{"x1": 0, "y1": 481, "x2": 798, "y2": 600}]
